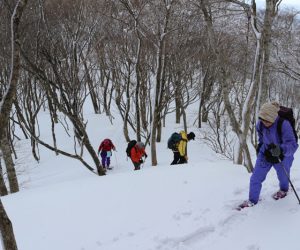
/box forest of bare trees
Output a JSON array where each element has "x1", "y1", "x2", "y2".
[
  {"x1": 1, "y1": 0, "x2": 300, "y2": 247},
  {"x1": 1, "y1": 0, "x2": 300, "y2": 186}
]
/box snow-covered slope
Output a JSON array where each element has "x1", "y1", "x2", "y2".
[{"x1": 2, "y1": 111, "x2": 300, "y2": 250}]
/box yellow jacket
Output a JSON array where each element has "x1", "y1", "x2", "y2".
[{"x1": 178, "y1": 131, "x2": 188, "y2": 156}]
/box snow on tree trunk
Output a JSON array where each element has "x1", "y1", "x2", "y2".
[{"x1": 0, "y1": 0, "x2": 29, "y2": 247}]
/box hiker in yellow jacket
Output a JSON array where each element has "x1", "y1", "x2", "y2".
[{"x1": 171, "y1": 131, "x2": 195, "y2": 165}]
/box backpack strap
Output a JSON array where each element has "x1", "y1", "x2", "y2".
[
  {"x1": 257, "y1": 121, "x2": 263, "y2": 138},
  {"x1": 277, "y1": 117, "x2": 284, "y2": 143},
  {"x1": 256, "y1": 121, "x2": 264, "y2": 154}
]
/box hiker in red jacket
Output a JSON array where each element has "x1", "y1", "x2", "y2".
[
  {"x1": 130, "y1": 142, "x2": 147, "y2": 171},
  {"x1": 98, "y1": 139, "x2": 116, "y2": 170}
]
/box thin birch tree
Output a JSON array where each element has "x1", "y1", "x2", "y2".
[{"x1": 0, "y1": 0, "x2": 29, "y2": 248}]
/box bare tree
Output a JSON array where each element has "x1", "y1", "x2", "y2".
[
  {"x1": 193, "y1": 0, "x2": 282, "y2": 172},
  {"x1": 3, "y1": 0, "x2": 297, "y2": 175},
  {"x1": 19, "y1": 0, "x2": 106, "y2": 175},
  {"x1": 0, "y1": 0, "x2": 29, "y2": 248},
  {"x1": 0, "y1": 198, "x2": 18, "y2": 250}
]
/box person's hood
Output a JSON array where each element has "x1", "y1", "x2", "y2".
[{"x1": 180, "y1": 131, "x2": 187, "y2": 140}]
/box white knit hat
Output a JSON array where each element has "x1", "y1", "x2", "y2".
[
  {"x1": 258, "y1": 101, "x2": 280, "y2": 123},
  {"x1": 136, "y1": 142, "x2": 145, "y2": 149}
]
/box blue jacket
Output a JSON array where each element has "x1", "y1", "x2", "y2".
[
  {"x1": 249, "y1": 116, "x2": 298, "y2": 204},
  {"x1": 257, "y1": 116, "x2": 298, "y2": 160}
]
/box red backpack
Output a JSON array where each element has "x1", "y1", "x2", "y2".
[{"x1": 101, "y1": 139, "x2": 112, "y2": 151}]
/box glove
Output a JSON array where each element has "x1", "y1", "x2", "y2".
[
  {"x1": 139, "y1": 159, "x2": 144, "y2": 163},
  {"x1": 264, "y1": 150, "x2": 279, "y2": 164},
  {"x1": 268, "y1": 143, "x2": 282, "y2": 158},
  {"x1": 264, "y1": 144, "x2": 283, "y2": 164}
]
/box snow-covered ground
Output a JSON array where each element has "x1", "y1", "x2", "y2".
[{"x1": 2, "y1": 107, "x2": 300, "y2": 250}]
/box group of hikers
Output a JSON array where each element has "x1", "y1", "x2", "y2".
[
  {"x1": 97, "y1": 131, "x2": 196, "y2": 171},
  {"x1": 97, "y1": 138, "x2": 148, "y2": 171},
  {"x1": 97, "y1": 101, "x2": 299, "y2": 208}
]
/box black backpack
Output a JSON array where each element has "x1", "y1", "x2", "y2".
[
  {"x1": 167, "y1": 132, "x2": 182, "y2": 150},
  {"x1": 277, "y1": 106, "x2": 298, "y2": 143},
  {"x1": 126, "y1": 140, "x2": 137, "y2": 157},
  {"x1": 257, "y1": 105, "x2": 298, "y2": 144}
]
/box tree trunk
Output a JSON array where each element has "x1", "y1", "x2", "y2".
[
  {"x1": 198, "y1": 99, "x2": 202, "y2": 128},
  {"x1": 0, "y1": 198, "x2": 18, "y2": 250},
  {"x1": 150, "y1": 108, "x2": 159, "y2": 166},
  {"x1": 259, "y1": 0, "x2": 278, "y2": 103},
  {"x1": 123, "y1": 65, "x2": 131, "y2": 142},
  {"x1": 175, "y1": 81, "x2": 181, "y2": 123},
  {"x1": 82, "y1": 57, "x2": 100, "y2": 114},
  {"x1": 200, "y1": 65, "x2": 215, "y2": 124},
  {"x1": 156, "y1": 120, "x2": 162, "y2": 142},
  {"x1": 0, "y1": 158, "x2": 8, "y2": 196},
  {"x1": 0, "y1": 0, "x2": 29, "y2": 247},
  {"x1": 0, "y1": 136, "x2": 19, "y2": 193},
  {"x1": 140, "y1": 79, "x2": 148, "y2": 131},
  {"x1": 103, "y1": 72, "x2": 111, "y2": 116},
  {"x1": 151, "y1": 43, "x2": 165, "y2": 166},
  {"x1": 0, "y1": 0, "x2": 29, "y2": 193},
  {"x1": 182, "y1": 108, "x2": 187, "y2": 133}
]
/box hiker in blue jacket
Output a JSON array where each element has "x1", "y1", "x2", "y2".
[{"x1": 240, "y1": 101, "x2": 298, "y2": 208}]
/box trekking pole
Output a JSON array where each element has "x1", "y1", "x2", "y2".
[
  {"x1": 141, "y1": 156, "x2": 147, "y2": 168},
  {"x1": 279, "y1": 159, "x2": 300, "y2": 204},
  {"x1": 114, "y1": 151, "x2": 118, "y2": 168}
]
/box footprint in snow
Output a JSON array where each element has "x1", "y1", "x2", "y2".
[
  {"x1": 127, "y1": 232, "x2": 135, "y2": 237},
  {"x1": 247, "y1": 244, "x2": 260, "y2": 250},
  {"x1": 172, "y1": 214, "x2": 181, "y2": 220},
  {"x1": 288, "y1": 208, "x2": 300, "y2": 214},
  {"x1": 181, "y1": 210, "x2": 192, "y2": 216},
  {"x1": 156, "y1": 226, "x2": 215, "y2": 249},
  {"x1": 233, "y1": 188, "x2": 246, "y2": 195},
  {"x1": 112, "y1": 237, "x2": 119, "y2": 242},
  {"x1": 173, "y1": 210, "x2": 193, "y2": 221}
]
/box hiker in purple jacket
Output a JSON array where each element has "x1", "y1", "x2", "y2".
[{"x1": 240, "y1": 102, "x2": 298, "y2": 208}]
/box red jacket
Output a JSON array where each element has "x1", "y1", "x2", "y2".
[
  {"x1": 98, "y1": 139, "x2": 115, "y2": 152},
  {"x1": 130, "y1": 145, "x2": 146, "y2": 163}
]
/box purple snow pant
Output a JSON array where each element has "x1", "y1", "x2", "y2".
[
  {"x1": 249, "y1": 156, "x2": 294, "y2": 204},
  {"x1": 100, "y1": 151, "x2": 111, "y2": 168}
]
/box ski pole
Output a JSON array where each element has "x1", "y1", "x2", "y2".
[
  {"x1": 141, "y1": 155, "x2": 147, "y2": 168},
  {"x1": 279, "y1": 159, "x2": 300, "y2": 204},
  {"x1": 114, "y1": 151, "x2": 118, "y2": 168},
  {"x1": 141, "y1": 159, "x2": 145, "y2": 168}
]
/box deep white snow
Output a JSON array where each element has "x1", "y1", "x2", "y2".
[{"x1": 2, "y1": 107, "x2": 300, "y2": 250}]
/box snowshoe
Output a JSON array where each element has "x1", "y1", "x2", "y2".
[
  {"x1": 272, "y1": 190, "x2": 287, "y2": 200},
  {"x1": 236, "y1": 200, "x2": 255, "y2": 211}
]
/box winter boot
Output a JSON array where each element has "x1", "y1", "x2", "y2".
[
  {"x1": 272, "y1": 190, "x2": 287, "y2": 200},
  {"x1": 236, "y1": 200, "x2": 255, "y2": 210}
]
